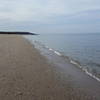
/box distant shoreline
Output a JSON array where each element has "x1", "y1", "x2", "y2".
[{"x1": 0, "y1": 31, "x2": 38, "y2": 35}]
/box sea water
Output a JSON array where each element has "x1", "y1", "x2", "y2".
[{"x1": 24, "y1": 33, "x2": 100, "y2": 80}]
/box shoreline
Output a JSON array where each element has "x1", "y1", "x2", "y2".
[
  {"x1": 24, "y1": 36, "x2": 100, "y2": 82},
  {"x1": 0, "y1": 35, "x2": 100, "y2": 100},
  {"x1": 24, "y1": 36, "x2": 100, "y2": 99}
]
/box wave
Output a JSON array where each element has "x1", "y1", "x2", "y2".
[
  {"x1": 24, "y1": 37, "x2": 100, "y2": 83},
  {"x1": 70, "y1": 60, "x2": 100, "y2": 82},
  {"x1": 49, "y1": 48, "x2": 62, "y2": 56}
]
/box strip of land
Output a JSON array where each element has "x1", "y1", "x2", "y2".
[
  {"x1": 0, "y1": 31, "x2": 36, "y2": 35},
  {"x1": 0, "y1": 35, "x2": 99, "y2": 100}
]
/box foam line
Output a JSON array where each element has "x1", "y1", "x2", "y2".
[
  {"x1": 49, "y1": 48, "x2": 53, "y2": 51},
  {"x1": 23, "y1": 37, "x2": 100, "y2": 83},
  {"x1": 70, "y1": 60, "x2": 100, "y2": 82},
  {"x1": 54, "y1": 51, "x2": 62, "y2": 56},
  {"x1": 83, "y1": 68, "x2": 100, "y2": 82}
]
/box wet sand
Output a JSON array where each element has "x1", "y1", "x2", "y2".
[{"x1": 0, "y1": 35, "x2": 99, "y2": 100}]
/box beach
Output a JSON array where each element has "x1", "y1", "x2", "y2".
[{"x1": 0, "y1": 35, "x2": 100, "y2": 100}]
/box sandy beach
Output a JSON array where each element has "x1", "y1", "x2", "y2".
[{"x1": 0, "y1": 35, "x2": 100, "y2": 100}]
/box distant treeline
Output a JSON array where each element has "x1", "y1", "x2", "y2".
[{"x1": 0, "y1": 32, "x2": 37, "y2": 35}]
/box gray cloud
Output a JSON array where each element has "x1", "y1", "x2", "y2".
[
  {"x1": 0, "y1": 0, "x2": 100, "y2": 21},
  {"x1": 0, "y1": 0, "x2": 100, "y2": 33}
]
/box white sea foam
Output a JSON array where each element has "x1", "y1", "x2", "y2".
[
  {"x1": 54, "y1": 51, "x2": 62, "y2": 56},
  {"x1": 23, "y1": 37, "x2": 100, "y2": 83},
  {"x1": 49, "y1": 48, "x2": 53, "y2": 51},
  {"x1": 70, "y1": 60, "x2": 100, "y2": 82},
  {"x1": 70, "y1": 60, "x2": 82, "y2": 68},
  {"x1": 46, "y1": 46, "x2": 62, "y2": 56},
  {"x1": 83, "y1": 68, "x2": 100, "y2": 82},
  {"x1": 70, "y1": 60, "x2": 78, "y2": 65}
]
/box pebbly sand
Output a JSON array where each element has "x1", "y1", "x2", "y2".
[{"x1": 0, "y1": 35, "x2": 100, "y2": 100}]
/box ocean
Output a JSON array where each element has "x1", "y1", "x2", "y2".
[{"x1": 24, "y1": 33, "x2": 100, "y2": 81}]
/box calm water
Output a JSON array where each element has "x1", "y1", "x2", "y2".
[{"x1": 25, "y1": 33, "x2": 100, "y2": 79}]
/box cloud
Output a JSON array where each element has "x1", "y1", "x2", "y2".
[
  {"x1": 0, "y1": 0, "x2": 100, "y2": 33},
  {"x1": 0, "y1": 0, "x2": 56, "y2": 21},
  {"x1": 0, "y1": 0, "x2": 100, "y2": 22}
]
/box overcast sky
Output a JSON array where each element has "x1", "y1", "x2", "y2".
[{"x1": 0, "y1": 0, "x2": 100, "y2": 34}]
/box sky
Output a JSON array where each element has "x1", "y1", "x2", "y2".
[{"x1": 0, "y1": 0, "x2": 100, "y2": 34}]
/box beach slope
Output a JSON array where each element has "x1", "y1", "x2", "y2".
[{"x1": 0, "y1": 35, "x2": 99, "y2": 100}]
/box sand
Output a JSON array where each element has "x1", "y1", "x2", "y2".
[{"x1": 0, "y1": 35, "x2": 99, "y2": 100}]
